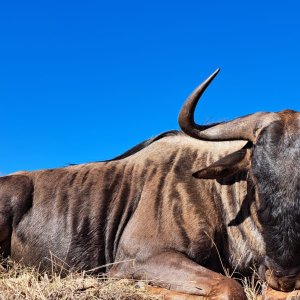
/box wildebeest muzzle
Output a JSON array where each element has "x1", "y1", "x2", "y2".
[{"x1": 259, "y1": 256, "x2": 300, "y2": 292}]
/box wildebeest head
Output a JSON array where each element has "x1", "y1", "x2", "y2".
[{"x1": 178, "y1": 69, "x2": 300, "y2": 292}]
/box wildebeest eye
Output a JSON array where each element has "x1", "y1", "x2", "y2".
[{"x1": 274, "y1": 270, "x2": 284, "y2": 277}]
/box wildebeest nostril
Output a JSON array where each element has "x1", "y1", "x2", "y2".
[{"x1": 279, "y1": 279, "x2": 296, "y2": 292}]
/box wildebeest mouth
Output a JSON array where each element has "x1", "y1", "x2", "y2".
[{"x1": 259, "y1": 256, "x2": 300, "y2": 292}]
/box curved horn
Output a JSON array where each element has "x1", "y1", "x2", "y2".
[
  {"x1": 178, "y1": 68, "x2": 221, "y2": 137},
  {"x1": 178, "y1": 69, "x2": 278, "y2": 142}
]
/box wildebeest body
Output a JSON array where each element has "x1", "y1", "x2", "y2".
[{"x1": 2, "y1": 135, "x2": 254, "y2": 272}]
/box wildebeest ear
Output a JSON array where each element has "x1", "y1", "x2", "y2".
[{"x1": 193, "y1": 148, "x2": 250, "y2": 179}]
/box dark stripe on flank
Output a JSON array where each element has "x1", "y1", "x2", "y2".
[
  {"x1": 171, "y1": 188, "x2": 190, "y2": 249},
  {"x1": 68, "y1": 172, "x2": 77, "y2": 186},
  {"x1": 81, "y1": 170, "x2": 90, "y2": 185}
]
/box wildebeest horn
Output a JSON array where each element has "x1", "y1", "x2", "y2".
[{"x1": 178, "y1": 69, "x2": 278, "y2": 142}]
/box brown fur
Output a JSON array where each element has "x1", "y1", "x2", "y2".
[{"x1": 0, "y1": 134, "x2": 251, "y2": 299}]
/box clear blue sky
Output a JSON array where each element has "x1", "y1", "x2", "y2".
[{"x1": 1, "y1": 1, "x2": 300, "y2": 174}]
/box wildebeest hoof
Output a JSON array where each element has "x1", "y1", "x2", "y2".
[{"x1": 208, "y1": 277, "x2": 246, "y2": 300}]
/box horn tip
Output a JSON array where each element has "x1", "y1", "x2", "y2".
[
  {"x1": 205, "y1": 68, "x2": 220, "y2": 83},
  {"x1": 214, "y1": 68, "x2": 221, "y2": 75}
]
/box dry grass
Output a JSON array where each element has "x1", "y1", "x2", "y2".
[
  {"x1": 0, "y1": 259, "x2": 159, "y2": 300},
  {"x1": 240, "y1": 271, "x2": 264, "y2": 300},
  {"x1": 0, "y1": 259, "x2": 267, "y2": 300}
]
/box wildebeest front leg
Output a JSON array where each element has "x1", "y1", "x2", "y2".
[{"x1": 109, "y1": 251, "x2": 246, "y2": 299}]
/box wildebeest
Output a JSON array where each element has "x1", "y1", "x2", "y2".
[{"x1": 1, "y1": 69, "x2": 300, "y2": 299}]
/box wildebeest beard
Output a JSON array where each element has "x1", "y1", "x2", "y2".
[{"x1": 252, "y1": 119, "x2": 300, "y2": 269}]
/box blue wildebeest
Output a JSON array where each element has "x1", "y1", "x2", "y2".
[{"x1": 1, "y1": 69, "x2": 300, "y2": 299}]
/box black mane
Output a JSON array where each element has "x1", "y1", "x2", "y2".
[{"x1": 106, "y1": 130, "x2": 182, "y2": 161}]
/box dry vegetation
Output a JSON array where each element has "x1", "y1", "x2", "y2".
[
  {"x1": 0, "y1": 259, "x2": 160, "y2": 300},
  {"x1": 0, "y1": 259, "x2": 267, "y2": 300},
  {"x1": 241, "y1": 272, "x2": 264, "y2": 300}
]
